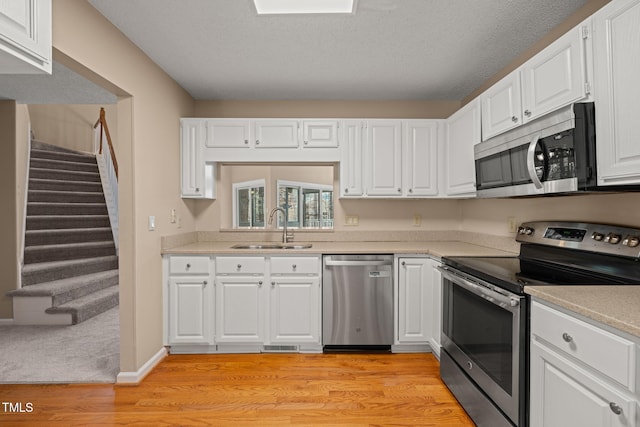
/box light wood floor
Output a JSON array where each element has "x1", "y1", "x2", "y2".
[{"x1": 0, "y1": 352, "x2": 474, "y2": 426}]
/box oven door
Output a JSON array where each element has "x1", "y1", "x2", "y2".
[{"x1": 440, "y1": 266, "x2": 526, "y2": 426}]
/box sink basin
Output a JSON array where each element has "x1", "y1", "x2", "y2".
[{"x1": 231, "y1": 243, "x2": 312, "y2": 250}]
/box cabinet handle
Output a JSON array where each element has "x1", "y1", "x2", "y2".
[
  {"x1": 256, "y1": 139, "x2": 260, "y2": 145},
  {"x1": 408, "y1": 188, "x2": 413, "y2": 193},
  {"x1": 609, "y1": 402, "x2": 623, "y2": 415},
  {"x1": 304, "y1": 140, "x2": 309, "y2": 145},
  {"x1": 244, "y1": 139, "x2": 248, "y2": 144},
  {"x1": 203, "y1": 280, "x2": 208, "y2": 286},
  {"x1": 397, "y1": 188, "x2": 401, "y2": 193},
  {"x1": 258, "y1": 281, "x2": 263, "y2": 287},
  {"x1": 237, "y1": 264, "x2": 242, "y2": 270},
  {"x1": 562, "y1": 332, "x2": 573, "y2": 343},
  {"x1": 511, "y1": 116, "x2": 518, "y2": 123},
  {"x1": 195, "y1": 187, "x2": 200, "y2": 192},
  {"x1": 344, "y1": 188, "x2": 349, "y2": 194},
  {"x1": 524, "y1": 109, "x2": 532, "y2": 117},
  {"x1": 271, "y1": 281, "x2": 275, "y2": 287},
  {"x1": 292, "y1": 264, "x2": 297, "y2": 270},
  {"x1": 186, "y1": 263, "x2": 191, "y2": 269}
]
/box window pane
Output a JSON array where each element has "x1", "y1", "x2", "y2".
[
  {"x1": 303, "y1": 189, "x2": 320, "y2": 228},
  {"x1": 321, "y1": 190, "x2": 333, "y2": 228},
  {"x1": 237, "y1": 188, "x2": 250, "y2": 227},
  {"x1": 252, "y1": 186, "x2": 265, "y2": 227}
]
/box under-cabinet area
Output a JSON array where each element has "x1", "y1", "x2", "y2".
[{"x1": 162, "y1": 249, "x2": 447, "y2": 355}]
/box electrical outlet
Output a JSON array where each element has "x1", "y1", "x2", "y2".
[
  {"x1": 170, "y1": 209, "x2": 177, "y2": 224},
  {"x1": 507, "y1": 216, "x2": 517, "y2": 233},
  {"x1": 345, "y1": 215, "x2": 359, "y2": 226},
  {"x1": 148, "y1": 215, "x2": 155, "y2": 231},
  {"x1": 413, "y1": 214, "x2": 422, "y2": 227}
]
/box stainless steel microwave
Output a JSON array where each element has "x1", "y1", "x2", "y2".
[{"x1": 474, "y1": 103, "x2": 597, "y2": 197}]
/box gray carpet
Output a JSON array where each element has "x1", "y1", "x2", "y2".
[{"x1": 0, "y1": 307, "x2": 119, "y2": 383}]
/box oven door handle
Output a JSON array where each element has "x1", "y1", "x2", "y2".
[{"x1": 438, "y1": 266, "x2": 520, "y2": 309}]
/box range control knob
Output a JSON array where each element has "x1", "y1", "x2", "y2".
[
  {"x1": 591, "y1": 232, "x2": 605, "y2": 241},
  {"x1": 604, "y1": 233, "x2": 622, "y2": 244},
  {"x1": 517, "y1": 226, "x2": 534, "y2": 236},
  {"x1": 622, "y1": 236, "x2": 640, "y2": 247}
]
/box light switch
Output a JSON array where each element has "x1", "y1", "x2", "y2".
[{"x1": 149, "y1": 215, "x2": 155, "y2": 231}]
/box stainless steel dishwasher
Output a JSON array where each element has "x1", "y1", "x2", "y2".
[{"x1": 322, "y1": 254, "x2": 394, "y2": 350}]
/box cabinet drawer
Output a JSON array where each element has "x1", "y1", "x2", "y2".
[
  {"x1": 216, "y1": 256, "x2": 265, "y2": 275},
  {"x1": 169, "y1": 255, "x2": 210, "y2": 275},
  {"x1": 270, "y1": 257, "x2": 319, "y2": 275},
  {"x1": 531, "y1": 301, "x2": 635, "y2": 390}
]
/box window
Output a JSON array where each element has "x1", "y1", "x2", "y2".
[
  {"x1": 233, "y1": 180, "x2": 265, "y2": 228},
  {"x1": 276, "y1": 180, "x2": 334, "y2": 229}
]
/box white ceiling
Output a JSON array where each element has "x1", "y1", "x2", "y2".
[{"x1": 88, "y1": 0, "x2": 590, "y2": 101}]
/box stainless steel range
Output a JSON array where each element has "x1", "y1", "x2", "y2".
[{"x1": 439, "y1": 221, "x2": 640, "y2": 427}]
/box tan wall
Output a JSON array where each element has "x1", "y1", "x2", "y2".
[
  {"x1": 0, "y1": 102, "x2": 18, "y2": 318},
  {"x1": 195, "y1": 100, "x2": 460, "y2": 119},
  {"x1": 52, "y1": 0, "x2": 196, "y2": 372},
  {"x1": 28, "y1": 104, "x2": 117, "y2": 154},
  {"x1": 461, "y1": 193, "x2": 640, "y2": 237}
]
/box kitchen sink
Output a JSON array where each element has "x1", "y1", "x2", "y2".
[{"x1": 231, "y1": 243, "x2": 313, "y2": 250}]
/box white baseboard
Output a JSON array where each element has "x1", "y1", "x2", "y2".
[
  {"x1": 116, "y1": 347, "x2": 167, "y2": 385},
  {"x1": 0, "y1": 318, "x2": 14, "y2": 325}
]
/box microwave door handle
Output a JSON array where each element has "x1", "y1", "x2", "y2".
[{"x1": 526, "y1": 134, "x2": 544, "y2": 189}]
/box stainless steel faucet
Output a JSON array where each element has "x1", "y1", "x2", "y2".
[{"x1": 268, "y1": 206, "x2": 293, "y2": 243}]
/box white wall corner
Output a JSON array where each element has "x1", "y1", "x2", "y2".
[{"x1": 116, "y1": 347, "x2": 168, "y2": 385}]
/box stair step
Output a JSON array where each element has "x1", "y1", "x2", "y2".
[
  {"x1": 8, "y1": 270, "x2": 119, "y2": 305},
  {"x1": 24, "y1": 241, "x2": 116, "y2": 264},
  {"x1": 30, "y1": 147, "x2": 96, "y2": 164},
  {"x1": 27, "y1": 202, "x2": 108, "y2": 216},
  {"x1": 30, "y1": 157, "x2": 99, "y2": 173},
  {"x1": 29, "y1": 178, "x2": 103, "y2": 192},
  {"x1": 45, "y1": 285, "x2": 119, "y2": 325},
  {"x1": 30, "y1": 167, "x2": 101, "y2": 183},
  {"x1": 28, "y1": 189, "x2": 106, "y2": 203},
  {"x1": 26, "y1": 215, "x2": 110, "y2": 230},
  {"x1": 22, "y1": 255, "x2": 119, "y2": 286},
  {"x1": 25, "y1": 227, "x2": 114, "y2": 246}
]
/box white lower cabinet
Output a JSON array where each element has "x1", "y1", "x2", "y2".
[
  {"x1": 214, "y1": 255, "x2": 322, "y2": 351},
  {"x1": 530, "y1": 300, "x2": 638, "y2": 427},
  {"x1": 166, "y1": 255, "x2": 214, "y2": 346},
  {"x1": 396, "y1": 256, "x2": 442, "y2": 354}
]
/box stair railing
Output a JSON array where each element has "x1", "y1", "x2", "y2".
[{"x1": 93, "y1": 107, "x2": 119, "y2": 253}]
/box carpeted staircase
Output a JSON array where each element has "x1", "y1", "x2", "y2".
[{"x1": 8, "y1": 141, "x2": 119, "y2": 325}]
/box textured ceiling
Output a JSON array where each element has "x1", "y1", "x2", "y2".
[{"x1": 88, "y1": 0, "x2": 590, "y2": 100}]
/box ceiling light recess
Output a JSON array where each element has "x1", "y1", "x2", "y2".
[{"x1": 253, "y1": 0, "x2": 356, "y2": 15}]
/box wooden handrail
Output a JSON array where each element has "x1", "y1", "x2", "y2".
[{"x1": 93, "y1": 107, "x2": 118, "y2": 180}]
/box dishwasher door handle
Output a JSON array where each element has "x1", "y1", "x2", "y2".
[{"x1": 324, "y1": 259, "x2": 393, "y2": 267}]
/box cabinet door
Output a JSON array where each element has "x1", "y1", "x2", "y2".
[
  {"x1": 0, "y1": 0, "x2": 51, "y2": 73},
  {"x1": 522, "y1": 23, "x2": 589, "y2": 123},
  {"x1": 168, "y1": 276, "x2": 212, "y2": 345},
  {"x1": 428, "y1": 259, "x2": 442, "y2": 356},
  {"x1": 302, "y1": 120, "x2": 339, "y2": 148},
  {"x1": 444, "y1": 99, "x2": 479, "y2": 197},
  {"x1": 481, "y1": 71, "x2": 522, "y2": 140},
  {"x1": 205, "y1": 120, "x2": 251, "y2": 148},
  {"x1": 340, "y1": 120, "x2": 364, "y2": 197},
  {"x1": 215, "y1": 276, "x2": 265, "y2": 343},
  {"x1": 403, "y1": 121, "x2": 439, "y2": 197},
  {"x1": 397, "y1": 258, "x2": 431, "y2": 343},
  {"x1": 530, "y1": 340, "x2": 635, "y2": 427},
  {"x1": 594, "y1": 0, "x2": 640, "y2": 186},
  {"x1": 254, "y1": 120, "x2": 299, "y2": 148},
  {"x1": 269, "y1": 277, "x2": 321, "y2": 344},
  {"x1": 365, "y1": 120, "x2": 402, "y2": 196},
  {"x1": 180, "y1": 119, "x2": 205, "y2": 198}
]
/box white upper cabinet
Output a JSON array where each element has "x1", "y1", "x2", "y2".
[
  {"x1": 302, "y1": 120, "x2": 339, "y2": 148},
  {"x1": 180, "y1": 119, "x2": 215, "y2": 199},
  {"x1": 593, "y1": 0, "x2": 640, "y2": 186},
  {"x1": 0, "y1": 0, "x2": 51, "y2": 74},
  {"x1": 254, "y1": 120, "x2": 300, "y2": 148},
  {"x1": 521, "y1": 22, "x2": 590, "y2": 123},
  {"x1": 481, "y1": 20, "x2": 592, "y2": 141},
  {"x1": 340, "y1": 120, "x2": 364, "y2": 197},
  {"x1": 403, "y1": 121, "x2": 439, "y2": 197},
  {"x1": 444, "y1": 99, "x2": 479, "y2": 197},
  {"x1": 365, "y1": 120, "x2": 403, "y2": 197},
  {"x1": 481, "y1": 70, "x2": 523, "y2": 140},
  {"x1": 205, "y1": 120, "x2": 251, "y2": 148}
]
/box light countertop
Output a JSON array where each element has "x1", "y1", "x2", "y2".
[
  {"x1": 526, "y1": 286, "x2": 640, "y2": 338},
  {"x1": 161, "y1": 240, "x2": 517, "y2": 259}
]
